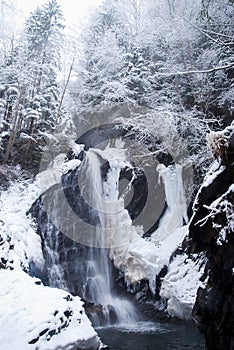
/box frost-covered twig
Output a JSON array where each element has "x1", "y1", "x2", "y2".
[
  {"x1": 195, "y1": 205, "x2": 220, "y2": 227},
  {"x1": 158, "y1": 62, "x2": 234, "y2": 77}
]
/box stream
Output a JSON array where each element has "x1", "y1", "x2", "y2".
[{"x1": 97, "y1": 321, "x2": 205, "y2": 350}]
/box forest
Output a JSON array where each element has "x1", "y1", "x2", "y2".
[{"x1": 0, "y1": 0, "x2": 233, "y2": 177}]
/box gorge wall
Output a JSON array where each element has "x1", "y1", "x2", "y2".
[{"x1": 188, "y1": 124, "x2": 234, "y2": 350}]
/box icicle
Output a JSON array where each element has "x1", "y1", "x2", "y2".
[{"x1": 152, "y1": 163, "x2": 188, "y2": 242}]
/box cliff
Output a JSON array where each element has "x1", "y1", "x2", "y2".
[{"x1": 188, "y1": 124, "x2": 234, "y2": 350}]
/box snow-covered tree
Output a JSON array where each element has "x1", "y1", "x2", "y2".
[
  {"x1": 24, "y1": 0, "x2": 65, "y2": 133},
  {"x1": 0, "y1": 0, "x2": 65, "y2": 168}
]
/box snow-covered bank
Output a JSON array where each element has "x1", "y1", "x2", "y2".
[
  {"x1": 159, "y1": 253, "x2": 206, "y2": 320},
  {"x1": 0, "y1": 176, "x2": 102, "y2": 350},
  {"x1": 0, "y1": 178, "x2": 44, "y2": 272},
  {"x1": 0, "y1": 269, "x2": 100, "y2": 350},
  {"x1": 110, "y1": 223, "x2": 206, "y2": 320}
]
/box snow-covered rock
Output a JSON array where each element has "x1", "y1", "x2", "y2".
[
  {"x1": 0, "y1": 269, "x2": 100, "y2": 350},
  {"x1": 187, "y1": 124, "x2": 234, "y2": 349},
  {"x1": 111, "y1": 226, "x2": 188, "y2": 294},
  {"x1": 160, "y1": 253, "x2": 206, "y2": 320}
]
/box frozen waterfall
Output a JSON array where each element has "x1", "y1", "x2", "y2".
[{"x1": 151, "y1": 163, "x2": 188, "y2": 242}]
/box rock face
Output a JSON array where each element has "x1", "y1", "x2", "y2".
[
  {"x1": 187, "y1": 124, "x2": 234, "y2": 350},
  {"x1": 29, "y1": 185, "x2": 94, "y2": 296}
]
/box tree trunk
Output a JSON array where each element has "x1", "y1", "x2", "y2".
[
  {"x1": 56, "y1": 53, "x2": 76, "y2": 124},
  {"x1": 3, "y1": 100, "x2": 21, "y2": 165}
]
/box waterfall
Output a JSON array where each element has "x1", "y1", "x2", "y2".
[
  {"x1": 40, "y1": 222, "x2": 68, "y2": 290},
  {"x1": 30, "y1": 141, "x2": 139, "y2": 327},
  {"x1": 31, "y1": 134, "x2": 189, "y2": 328},
  {"x1": 81, "y1": 147, "x2": 138, "y2": 326},
  {"x1": 44, "y1": 241, "x2": 67, "y2": 290}
]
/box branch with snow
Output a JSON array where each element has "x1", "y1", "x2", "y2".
[{"x1": 158, "y1": 62, "x2": 234, "y2": 77}]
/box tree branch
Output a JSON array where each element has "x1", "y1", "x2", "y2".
[
  {"x1": 182, "y1": 17, "x2": 234, "y2": 53},
  {"x1": 158, "y1": 62, "x2": 234, "y2": 77}
]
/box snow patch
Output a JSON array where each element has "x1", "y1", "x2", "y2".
[
  {"x1": 160, "y1": 253, "x2": 206, "y2": 320},
  {"x1": 62, "y1": 159, "x2": 81, "y2": 174},
  {"x1": 0, "y1": 179, "x2": 45, "y2": 270}
]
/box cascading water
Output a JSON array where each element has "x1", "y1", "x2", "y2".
[
  {"x1": 39, "y1": 221, "x2": 68, "y2": 290},
  {"x1": 81, "y1": 146, "x2": 138, "y2": 326}
]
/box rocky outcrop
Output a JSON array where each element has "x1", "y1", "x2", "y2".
[{"x1": 187, "y1": 124, "x2": 234, "y2": 350}]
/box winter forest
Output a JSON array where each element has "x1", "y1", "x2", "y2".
[{"x1": 0, "y1": 0, "x2": 233, "y2": 350}]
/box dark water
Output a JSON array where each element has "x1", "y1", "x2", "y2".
[{"x1": 97, "y1": 321, "x2": 205, "y2": 350}]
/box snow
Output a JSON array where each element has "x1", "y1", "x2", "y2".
[
  {"x1": 69, "y1": 142, "x2": 84, "y2": 157},
  {"x1": 20, "y1": 132, "x2": 37, "y2": 141},
  {"x1": 160, "y1": 253, "x2": 206, "y2": 320},
  {"x1": 151, "y1": 164, "x2": 188, "y2": 242},
  {"x1": 0, "y1": 131, "x2": 9, "y2": 138},
  {"x1": 0, "y1": 179, "x2": 45, "y2": 270},
  {"x1": 158, "y1": 150, "x2": 234, "y2": 319},
  {"x1": 0, "y1": 155, "x2": 82, "y2": 269},
  {"x1": 110, "y1": 162, "x2": 189, "y2": 293},
  {"x1": 192, "y1": 179, "x2": 234, "y2": 246},
  {"x1": 111, "y1": 226, "x2": 188, "y2": 294},
  {"x1": 99, "y1": 149, "x2": 205, "y2": 320},
  {"x1": 206, "y1": 183, "x2": 234, "y2": 246},
  {"x1": 62, "y1": 159, "x2": 81, "y2": 174},
  {"x1": 37, "y1": 154, "x2": 66, "y2": 190},
  {"x1": 202, "y1": 163, "x2": 225, "y2": 188},
  {"x1": 0, "y1": 269, "x2": 100, "y2": 350},
  {"x1": 0, "y1": 133, "x2": 212, "y2": 342},
  {"x1": 72, "y1": 144, "x2": 198, "y2": 320},
  {"x1": 217, "y1": 227, "x2": 228, "y2": 246}
]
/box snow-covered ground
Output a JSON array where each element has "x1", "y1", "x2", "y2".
[
  {"x1": 0, "y1": 269, "x2": 100, "y2": 350},
  {"x1": 0, "y1": 173, "x2": 101, "y2": 350}
]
